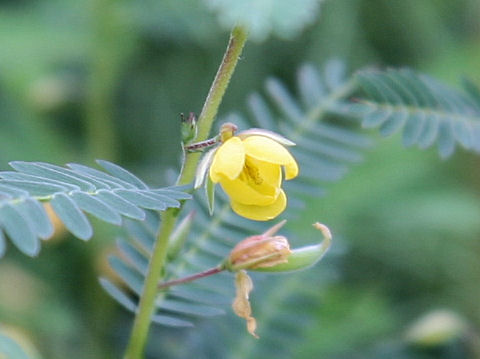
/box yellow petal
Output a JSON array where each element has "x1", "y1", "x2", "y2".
[
  {"x1": 230, "y1": 190, "x2": 287, "y2": 221},
  {"x1": 209, "y1": 137, "x2": 245, "y2": 182},
  {"x1": 243, "y1": 136, "x2": 298, "y2": 180},
  {"x1": 220, "y1": 176, "x2": 278, "y2": 206},
  {"x1": 284, "y1": 160, "x2": 299, "y2": 180}
]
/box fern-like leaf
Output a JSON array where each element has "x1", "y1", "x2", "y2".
[
  {"x1": 353, "y1": 69, "x2": 480, "y2": 158},
  {"x1": 101, "y1": 207, "x2": 228, "y2": 328},
  {"x1": 0, "y1": 160, "x2": 190, "y2": 256},
  {"x1": 204, "y1": 0, "x2": 324, "y2": 42}
]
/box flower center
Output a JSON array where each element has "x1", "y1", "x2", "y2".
[{"x1": 245, "y1": 162, "x2": 263, "y2": 185}]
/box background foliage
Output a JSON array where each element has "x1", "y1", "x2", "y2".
[{"x1": 1, "y1": 0, "x2": 480, "y2": 358}]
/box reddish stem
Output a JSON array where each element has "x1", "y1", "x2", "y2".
[{"x1": 158, "y1": 266, "x2": 225, "y2": 289}]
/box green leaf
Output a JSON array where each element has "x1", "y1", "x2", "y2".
[
  {"x1": 99, "y1": 278, "x2": 137, "y2": 313},
  {"x1": 124, "y1": 218, "x2": 155, "y2": 252},
  {"x1": 462, "y1": 78, "x2": 480, "y2": 106},
  {"x1": 0, "y1": 231, "x2": 5, "y2": 257},
  {"x1": 94, "y1": 191, "x2": 146, "y2": 220},
  {"x1": 96, "y1": 160, "x2": 148, "y2": 189},
  {"x1": 159, "y1": 299, "x2": 225, "y2": 317},
  {"x1": 70, "y1": 192, "x2": 122, "y2": 225},
  {"x1": 204, "y1": 0, "x2": 324, "y2": 42},
  {"x1": 67, "y1": 163, "x2": 136, "y2": 189},
  {"x1": 114, "y1": 190, "x2": 172, "y2": 211},
  {"x1": 0, "y1": 203, "x2": 40, "y2": 256},
  {"x1": 16, "y1": 198, "x2": 54, "y2": 239},
  {"x1": 108, "y1": 256, "x2": 144, "y2": 295},
  {"x1": 355, "y1": 69, "x2": 480, "y2": 158},
  {"x1": 50, "y1": 193, "x2": 93, "y2": 241},
  {"x1": 0, "y1": 161, "x2": 190, "y2": 257},
  {"x1": 10, "y1": 161, "x2": 95, "y2": 192},
  {"x1": 151, "y1": 314, "x2": 194, "y2": 328},
  {"x1": 116, "y1": 239, "x2": 149, "y2": 275},
  {"x1": 0, "y1": 180, "x2": 69, "y2": 196}
]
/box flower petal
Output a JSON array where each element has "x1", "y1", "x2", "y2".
[
  {"x1": 209, "y1": 137, "x2": 245, "y2": 182},
  {"x1": 230, "y1": 189, "x2": 287, "y2": 221},
  {"x1": 243, "y1": 136, "x2": 298, "y2": 180},
  {"x1": 220, "y1": 176, "x2": 278, "y2": 206},
  {"x1": 284, "y1": 160, "x2": 299, "y2": 180}
]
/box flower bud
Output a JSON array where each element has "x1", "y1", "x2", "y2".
[
  {"x1": 226, "y1": 220, "x2": 292, "y2": 271},
  {"x1": 180, "y1": 112, "x2": 197, "y2": 144},
  {"x1": 209, "y1": 124, "x2": 298, "y2": 220},
  {"x1": 219, "y1": 122, "x2": 238, "y2": 142}
]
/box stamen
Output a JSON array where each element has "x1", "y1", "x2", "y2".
[{"x1": 245, "y1": 163, "x2": 262, "y2": 185}]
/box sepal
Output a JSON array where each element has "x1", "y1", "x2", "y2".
[
  {"x1": 205, "y1": 176, "x2": 215, "y2": 215},
  {"x1": 237, "y1": 128, "x2": 296, "y2": 146},
  {"x1": 194, "y1": 147, "x2": 217, "y2": 189}
]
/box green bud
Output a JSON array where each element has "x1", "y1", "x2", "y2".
[{"x1": 181, "y1": 112, "x2": 197, "y2": 144}]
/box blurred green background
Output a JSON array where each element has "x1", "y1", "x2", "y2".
[{"x1": 1, "y1": 0, "x2": 480, "y2": 358}]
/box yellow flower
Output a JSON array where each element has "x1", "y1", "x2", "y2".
[{"x1": 209, "y1": 134, "x2": 298, "y2": 221}]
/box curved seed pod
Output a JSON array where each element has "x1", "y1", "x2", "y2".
[{"x1": 252, "y1": 222, "x2": 331, "y2": 273}]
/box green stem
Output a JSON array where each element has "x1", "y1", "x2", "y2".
[
  {"x1": 179, "y1": 26, "x2": 248, "y2": 186},
  {"x1": 85, "y1": 0, "x2": 135, "y2": 161},
  {"x1": 124, "y1": 211, "x2": 175, "y2": 359},
  {"x1": 123, "y1": 26, "x2": 248, "y2": 359}
]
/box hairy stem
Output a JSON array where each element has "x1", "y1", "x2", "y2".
[
  {"x1": 124, "y1": 26, "x2": 248, "y2": 359},
  {"x1": 178, "y1": 26, "x2": 248, "y2": 186}
]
